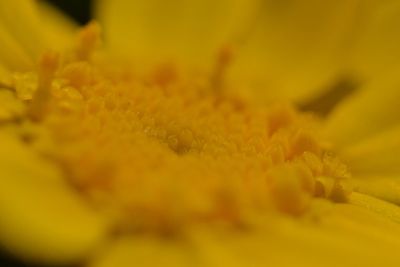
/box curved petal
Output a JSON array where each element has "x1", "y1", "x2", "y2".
[
  {"x1": 0, "y1": 1, "x2": 47, "y2": 64},
  {"x1": 341, "y1": 125, "x2": 400, "y2": 176},
  {"x1": 90, "y1": 202, "x2": 400, "y2": 267},
  {"x1": 227, "y1": 0, "x2": 360, "y2": 104},
  {"x1": 0, "y1": 133, "x2": 108, "y2": 265},
  {"x1": 0, "y1": 60, "x2": 13, "y2": 87},
  {"x1": 89, "y1": 237, "x2": 194, "y2": 267},
  {"x1": 0, "y1": 0, "x2": 77, "y2": 71},
  {"x1": 189, "y1": 206, "x2": 400, "y2": 266},
  {"x1": 95, "y1": 0, "x2": 258, "y2": 69},
  {"x1": 0, "y1": 90, "x2": 25, "y2": 121},
  {"x1": 0, "y1": 23, "x2": 34, "y2": 71},
  {"x1": 349, "y1": 0, "x2": 400, "y2": 80},
  {"x1": 36, "y1": 0, "x2": 79, "y2": 50},
  {"x1": 323, "y1": 72, "x2": 400, "y2": 148},
  {"x1": 352, "y1": 176, "x2": 400, "y2": 205},
  {"x1": 349, "y1": 192, "x2": 400, "y2": 224},
  {"x1": 214, "y1": 200, "x2": 400, "y2": 266}
]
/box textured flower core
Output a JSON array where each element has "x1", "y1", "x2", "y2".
[{"x1": 10, "y1": 24, "x2": 351, "y2": 235}]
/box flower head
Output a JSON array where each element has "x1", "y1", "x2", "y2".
[{"x1": 1, "y1": 1, "x2": 400, "y2": 267}]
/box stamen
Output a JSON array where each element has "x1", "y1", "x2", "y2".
[
  {"x1": 29, "y1": 51, "x2": 59, "y2": 121},
  {"x1": 76, "y1": 21, "x2": 101, "y2": 61},
  {"x1": 211, "y1": 44, "x2": 235, "y2": 91}
]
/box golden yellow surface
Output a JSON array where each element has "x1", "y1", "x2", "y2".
[{"x1": 1, "y1": 1, "x2": 400, "y2": 266}]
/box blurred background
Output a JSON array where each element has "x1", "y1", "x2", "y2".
[{"x1": 44, "y1": 0, "x2": 92, "y2": 25}]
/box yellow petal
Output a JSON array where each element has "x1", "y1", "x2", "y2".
[
  {"x1": 0, "y1": 133, "x2": 108, "y2": 265},
  {"x1": 0, "y1": 64, "x2": 12, "y2": 87},
  {"x1": 189, "y1": 228, "x2": 247, "y2": 267},
  {"x1": 352, "y1": 176, "x2": 400, "y2": 205},
  {"x1": 0, "y1": 0, "x2": 76, "y2": 71},
  {"x1": 89, "y1": 199, "x2": 400, "y2": 267},
  {"x1": 350, "y1": 0, "x2": 400, "y2": 80},
  {"x1": 342, "y1": 125, "x2": 400, "y2": 175},
  {"x1": 228, "y1": 0, "x2": 359, "y2": 104},
  {"x1": 0, "y1": 23, "x2": 34, "y2": 70},
  {"x1": 36, "y1": 0, "x2": 79, "y2": 51},
  {"x1": 89, "y1": 237, "x2": 194, "y2": 267},
  {"x1": 0, "y1": 1, "x2": 48, "y2": 62},
  {"x1": 190, "y1": 202, "x2": 400, "y2": 267},
  {"x1": 0, "y1": 90, "x2": 25, "y2": 121},
  {"x1": 323, "y1": 73, "x2": 400, "y2": 148},
  {"x1": 349, "y1": 192, "x2": 400, "y2": 224},
  {"x1": 95, "y1": 0, "x2": 257, "y2": 69}
]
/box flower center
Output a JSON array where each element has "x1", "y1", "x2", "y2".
[{"x1": 12, "y1": 24, "x2": 352, "y2": 234}]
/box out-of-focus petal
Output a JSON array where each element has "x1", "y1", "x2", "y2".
[
  {"x1": 89, "y1": 199, "x2": 400, "y2": 267},
  {"x1": 0, "y1": 90, "x2": 25, "y2": 121},
  {"x1": 0, "y1": 0, "x2": 77, "y2": 71},
  {"x1": 0, "y1": 1, "x2": 47, "y2": 62},
  {"x1": 341, "y1": 125, "x2": 400, "y2": 176},
  {"x1": 89, "y1": 237, "x2": 194, "y2": 267},
  {"x1": 189, "y1": 200, "x2": 400, "y2": 267},
  {"x1": 0, "y1": 23, "x2": 34, "y2": 71},
  {"x1": 95, "y1": 0, "x2": 258, "y2": 69},
  {"x1": 36, "y1": 0, "x2": 79, "y2": 50},
  {"x1": 0, "y1": 133, "x2": 108, "y2": 265},
  {"x1": 228, "y1": 0, "x2": 359, "y2": 104},
  {"x1": 349, "y1": 0, "x2": 400, "y2": 80},
  {"x1": 0, "y1": 59, "x2": 13, "y2": 86},
  {"x1": 352, "y1": 176, "x2": 400, "y2": 205},
  {"x1": 349, "y1": 192, "x2": 400, "y2": 224},
  {"x1": 323, "y1": 73, "x2": 400, "y2": 148}
]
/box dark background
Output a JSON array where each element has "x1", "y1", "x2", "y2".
[
  {"x1": 0, "y1": 2, "x2": 91, "y2": 267},
  {"x1": 45, "y1": 0, "x2": 92, "y2": 25}
]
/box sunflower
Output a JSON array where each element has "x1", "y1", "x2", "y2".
[{"x1": 1, "y1": 0, "x2": 400, "y2": 266}]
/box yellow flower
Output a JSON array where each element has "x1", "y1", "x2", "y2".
[{"x1": 1, "y1": 0, "x2": 400, "y2": 266}]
